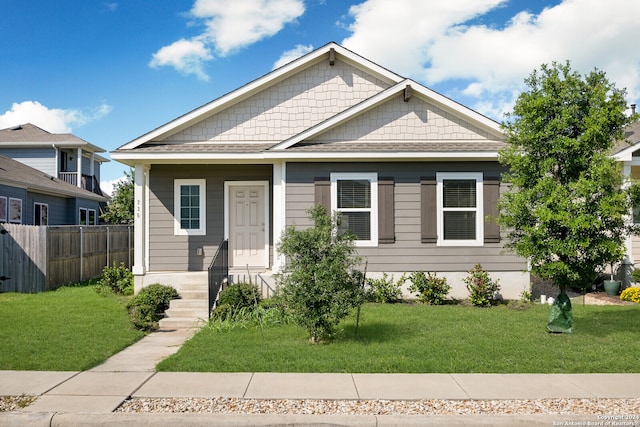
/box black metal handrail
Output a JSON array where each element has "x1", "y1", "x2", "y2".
[{"x1": 208, "y1": 239, "x2": 229, "y2": 316}]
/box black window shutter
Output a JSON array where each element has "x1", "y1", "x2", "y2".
[
  {"x1": 314, "y1": 177, "x2": 331, "y2": 214},
  {"x1": 483, "y1": 178, "x2": 501, "y2": 243},
  {"x1": 420, "y1": 178, "x2": 437, "y2": 243},
  {"x1": 378, "y1": 178, "x2": 395, "y2": 244}
]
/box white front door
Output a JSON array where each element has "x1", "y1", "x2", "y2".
[{"x1": 228, "y1": 184, "x2": 267, "y2": 269}]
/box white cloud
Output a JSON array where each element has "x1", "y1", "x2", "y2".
[
  {"x1": 100, "y1": 176, "x2": 127, "y2": 197},
  {"x1": 341, "y1": 0, "x2": 640, "y2": 119},
  {"x1": 273, "y1": 44, "x2": 313, "y2": 69},
  {"x1": 151, "y1": 0, "x2": 305, "y2": 79},
  {"x1": 0, "y1": 101, "x2": 112, "y2": 133},
  {"x1": 149, "y1": 38, "x2": 213, "y2": 81}
]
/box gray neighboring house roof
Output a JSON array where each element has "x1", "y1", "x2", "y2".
[
  {"x1": 0, "y1": 123, "x2": 108, "y2": 160},
  {"x1": 0, "y1": 154, "x2": 107, "y2": 202}
]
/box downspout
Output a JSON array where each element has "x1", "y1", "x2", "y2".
[
  {"x1": 76, "y1": 147, "x2": 82, "y2": 188},
  {"x1": 52, "y1": 144, "x2": 58, "y2": 178}
]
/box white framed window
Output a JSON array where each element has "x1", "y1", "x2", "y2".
[
  {"x1": 174, "y1": 179, "x2": 206, "y2": 236},
  {"x1": 34, "y1": 203, "x2": 48, "y2": 225},
  {"x1": 437, "y1": 172, "x2": 483, "y2": 246},
  {"x1": 79, "y1": 208, "x2": 96, "y2": 225},
  {"x1": 9, "y1": 198, "x2": 22, "y2": 224},
  {"x1": 331, "y1": 172, "x2": 378, "y2": 247}
]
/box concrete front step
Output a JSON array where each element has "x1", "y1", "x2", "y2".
[
  {"x1": 179, "y1": 290, "x2": 208, "y2": 300},
  {"x1": 169, "y1": 300, "x2": 208, "y2": 311},
  {"x1": 159, "y1": 317, "x2": 207, "y2": 330},
  {"x1": 164, "y1": 307, "x2": 208, "y2": 319},
  {"x1": 180, "y1": 283, "x2": 208, "y2": 292}
]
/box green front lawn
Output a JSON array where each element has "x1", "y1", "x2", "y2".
[
  {"x1": 158, "y1": 302, "x2": 640, "y2": 373},
  {"x1": 0, "y1": 286, "x2": 145, "y2": 371}
]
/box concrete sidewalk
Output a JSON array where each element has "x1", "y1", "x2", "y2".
[{"x1": 1, "y1": 326, "x2": 639, "y2": 426}]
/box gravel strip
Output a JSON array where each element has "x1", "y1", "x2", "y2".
[
  {"x1": 116, "y1": 397, "x2": 640, "y2": 416},
  {"x1": 0, "y1": 395, "x2": 36, "y2": 412}
]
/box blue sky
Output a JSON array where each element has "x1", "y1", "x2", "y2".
[{"x1": 2, "y1": 0, "x2": 640, "y2": 195}]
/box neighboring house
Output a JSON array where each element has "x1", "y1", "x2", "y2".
[
  {"x1": 0, "y1": 154, "x2": 108, "y2": 225},
  {"x1": 613, "y1": 119, "x2": 640, "y2": 279},
  {"x1": 0, "y1": 123, "x2": 108, "y2": 197},
  {"x1": 112, "y1": 42, "x2": 530, "y2": 298}
]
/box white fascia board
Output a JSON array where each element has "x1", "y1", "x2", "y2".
[
  {"x1": 111, "y1": 150, "x2": 499, "y2": 165},
  {"x1": 264, "y1": 151, "x2": 500, "y2": 161},
  {"x1": 613, "y1": 143, "x2": 640, "y2": 161},
  {"x1": 111, "y1": 152, "x2": 271, "y2": 163}
]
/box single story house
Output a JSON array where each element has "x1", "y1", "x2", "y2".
[
  {"x1": 112, "y1": 42, "x2": 535, "y2": 299},
  {"x1": 0, "y1": 154, "x2": 107, "y2": 225}
]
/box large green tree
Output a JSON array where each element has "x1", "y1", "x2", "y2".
[
  {"x1": 498, "y1": 62, "x2": 639, "y2": 294},
  {"x1": 101, "y1": 169, "x2": 134, "y2": 224}
]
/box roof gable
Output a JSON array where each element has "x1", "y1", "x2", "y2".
[
  {"x1": 271, "y1": 79, "x2": 503, "y2": 151},
  {"x1": 163, "y1": 56, "x2": 394, "y2": 144},
  {"x1": 118, "y1": 42, "x2": 404, "y2": 150}
]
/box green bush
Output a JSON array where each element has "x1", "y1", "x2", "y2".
[
  {"x1": 277, "y1": 205, "x2": 366, "y2": 342},
  {"x1": 464, "y1": 264, "x2": 501, "y2": 307},
  {"x1": 632, "y1": 269, "x2": 640, "y2": 283},
  {"x1": 365, "y1": 273, "x2": 402, "y2": 303},
  {"x1": 620, "y1": 286, "x2": 640, "y2": 303},
  {"x1": 400, "y1": 271, "x2": 450, "y2": 305},
  {"x1": 96, "y1": 262, "x2": 133, "y2": 296},
  {"x1": 218, "y1": 283, "x2": 261, "y2": 314},
  {"x1": 127, "y1": 284, "x2": 179, "y2": 330}
]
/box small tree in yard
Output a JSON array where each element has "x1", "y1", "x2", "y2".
[
  {"x1": 498, "y1": 61, "x2": 640, "y2": 331},
  {"x1": 277, "y1": 205, "x2": 365, "y2": 343},
  {"x1": 101, "y1": 169, "x2": 134, "y2": 224}
]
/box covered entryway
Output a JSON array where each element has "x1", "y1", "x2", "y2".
[{"x1": 225, "y1": 181, "x2": 269, "y2": 270}]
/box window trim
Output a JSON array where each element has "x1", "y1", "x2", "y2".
[
  {"x1": 436, "y1": 172, "x2": 484, "y2": 247},
  {"x1": 34, "y1": 202, "x2": 48, "y2": 226},
  {"x1": 9, "y1": 197, "x2": 22, "y2": 224},
  {"x1": 330, "y1": 172, "x2": 378, "y2": 247},
  {"x1": 174, "y1": 179, "x2": 206, "y2": 236},
  {"x1": 79, "y1": 207, "x2": 96, "y2": 225}
]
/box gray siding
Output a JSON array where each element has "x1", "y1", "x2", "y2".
[
  {"x1": 148, "y1": 164, "x2": 273, "y2": 271},
  {"x1": 0, "y1": 147, "x2": 57, "y2": 177},
  {"x1": 286, "y1": 162, "x2": 526, "y2": 273}
]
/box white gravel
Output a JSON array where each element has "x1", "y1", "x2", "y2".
[
  {"x1": 0, "y1": 395, "x2": 36, "y2": 412},
  {"x1": 116, "y1": 397, "x2": 640, "y2": 416}
]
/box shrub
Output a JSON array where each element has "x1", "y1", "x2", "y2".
[
  {"x1": 632, "y1": 269, "x2": 640, "y2": 284},
  {"x1": 218, "y1": 283, "x2": 261, "y2": 314},
  {"x1": 365, "y1": 273, "x2": 402, "y2": 303},
  {"x1": 96, "y1": 262, "x2": 133, "y2": 296},
  {"x1": 127, "y1": 284, "x2": 179, "y2": 330},
  {"x1": 399, "y1": 271, "x2": 450, "y2": 305},
  {"x1": 277, "y1": 205, "x2": 366, "y2": 342},
  {"x1": 620, "y1": 287, "x2": 640, "y2": 303},
  {"x1": 464, "y1": 264, "x2": 501, "y2": 307}
]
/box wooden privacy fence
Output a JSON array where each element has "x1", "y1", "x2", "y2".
[{"x1": 0, "y1": 223, "x2": 133, "y2": 293}]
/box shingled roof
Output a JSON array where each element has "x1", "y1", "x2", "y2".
[
  {"x1": 0, "y1": 154, "x2": 107, "y2": 202},
  {"x1": 0, "y1": 123, "x2": 106, "y2": 155}
]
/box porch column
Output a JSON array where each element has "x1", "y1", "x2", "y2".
[
  {"x1": 623, "y1": 163, "x2": 634, "y2": 287},
  {"x1": 132, "y1": 164, "x2": 149, "y2": 290},
  {"x1": 76, "y1": 148, "x2": 82, "y2": 188},
  {"x1": 272, "y1": 161, "x2": 286, "y2": 272}
]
